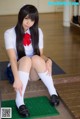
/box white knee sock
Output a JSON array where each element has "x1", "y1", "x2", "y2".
[
  {"x1": 15, "y1": 71, "x2": 29, "y2": 108},
  {"x1": 38, "y1": 71, "x2": 57, "y2": 96}
]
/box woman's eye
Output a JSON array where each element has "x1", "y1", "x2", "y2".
[
  {"x1": 31, "y1": 19, "x2": 34, "y2": 21},
  {"x1": 25, "y1": 17, "x2": 28, "y2": 19}
]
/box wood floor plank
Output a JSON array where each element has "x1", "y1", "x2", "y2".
[{"x1": 56, "y1": 81, "x2": 80, "y2": 119}]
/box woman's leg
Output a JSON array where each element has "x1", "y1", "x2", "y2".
[
  {"x1": 32, "y1": 55, "x2": 57, "y2": 95},
  {"x1": 31, "y1": 55, "x2": 59, "y2": 106},
  {"x1": 16, "y1": 56, "x2": 31, "y2": 108},
  {"x1": 29, "y1": 67, "x2": 39, "y2": 81}
]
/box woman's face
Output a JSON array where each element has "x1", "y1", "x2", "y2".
[{"x1": 22, "y1": 15, "x2": 35, "y2": 31}]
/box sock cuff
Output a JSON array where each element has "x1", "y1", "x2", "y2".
[
  {"x1": 38, "y1": 70, "x2": 51, "y2": 77},
  {"x1": 38, "y1": 70, "x2": 48, "y2": 75}
]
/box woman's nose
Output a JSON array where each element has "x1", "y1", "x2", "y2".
[{"x1": 27, "y1": 20, "x2": 30, "y2": 25}]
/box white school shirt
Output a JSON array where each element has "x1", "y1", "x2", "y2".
[{"x1": 4, "y1": 27, "x2": 43, "y2": 59}]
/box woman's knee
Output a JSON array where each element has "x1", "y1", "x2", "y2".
[
  {"x1": 18, "y1": 56, "x2": 32, "y2": 71},
  {"x1": 32, "y1": 55, "x2": 45, "y2": 68}
]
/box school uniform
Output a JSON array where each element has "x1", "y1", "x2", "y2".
[{"x1": 4, "y1": 27, "x2": 43, "y2": 83}]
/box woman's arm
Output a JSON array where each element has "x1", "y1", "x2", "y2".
[
  {"x1": 7, "y1": 49, "x2": 18, "y2": 80},
  {"x1": 6, "y1": 49, "x2": 23, "y2": 96},
  {"x1": 40, "y1": 48, "x2": 51, "y2": 62},
  {"x1": 40, "y1": 49, "x2": 52, "y2": 75},
  {"x1": 40, "y1": 48, "x2": 48, "y2": 60}
]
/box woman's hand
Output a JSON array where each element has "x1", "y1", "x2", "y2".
[
  {"x1": 13, "y1": 79, "x2": 23, "y2": 96},
  {"x1": 46, "y1": 58, "x2": 52, "y2": 75}
]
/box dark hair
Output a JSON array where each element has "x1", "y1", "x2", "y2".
[{"x1": 15, "y1": 4, "x2": 40, "y2": 59}]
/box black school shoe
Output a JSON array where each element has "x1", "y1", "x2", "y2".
[
  {"x1": 16, "y1": 105, "x2": 30, "y2": 118},
  {"x1": 50, "y1": 95, "x2": 60, "y2": 106}
]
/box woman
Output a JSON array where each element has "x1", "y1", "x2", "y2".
[{"x1": 4, "y1": 4, "x2": 59, "y2": 118}]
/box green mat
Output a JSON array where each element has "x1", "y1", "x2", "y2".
[{"x1": 2, "y1": 96, "x2": 59, "y2": 119}]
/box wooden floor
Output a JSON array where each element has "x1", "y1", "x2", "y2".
[
  {"x1": 0, "y1": 13, "x2": 80, "y2": 119},
  {"x1": 0, "y1": 13, "x2": 80, "y2": 76},
  {"x1": 56, "y1": 78, "x2": 80, "y2": 119}
]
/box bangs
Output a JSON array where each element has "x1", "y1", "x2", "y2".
[{"x1": 27, "y1": 13, "x2": 37, "y2": 21}]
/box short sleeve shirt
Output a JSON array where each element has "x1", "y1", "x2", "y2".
[{"x1": 4, "y1": 27, "x2": 43, "y2": 58}]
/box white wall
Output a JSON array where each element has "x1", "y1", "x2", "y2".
[{"x1": 0, "y1": 0, "x2": 63, "y2": 15}]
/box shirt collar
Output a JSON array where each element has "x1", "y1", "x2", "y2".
[{"x1": 25, "y1": 29, "x2": 30, "y2": 34}]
